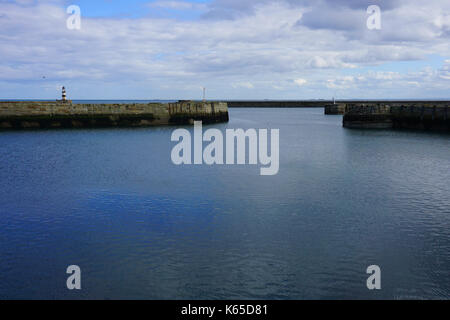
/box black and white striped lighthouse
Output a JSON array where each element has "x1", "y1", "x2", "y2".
[{"x1": 62, "y1": 86, "x2": 67, "y2": 102}]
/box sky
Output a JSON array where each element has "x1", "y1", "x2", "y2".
[{"x1": 0, "y1": 0, "x2": 449, "y2": 100}]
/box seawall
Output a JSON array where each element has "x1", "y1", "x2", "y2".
[
  {"x1": 228, "y1": 100, "x2": 450, "y2": 121},
  {"x1": 0, "y1": 100, "x2": 229, "y2": 130},
  {"x1": 324, "y1": 104, "x2": 346, "y2": 115},
  {"x1": 342, "y1": 102, "x2": 450, "y2": 132},
  {"x1": 228, "y1": 101, "x2": 330, "y2": 108}
]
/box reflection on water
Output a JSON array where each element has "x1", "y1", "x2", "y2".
[{"x1": 0, "y1": 108, "x2": 449, "y2": 299}]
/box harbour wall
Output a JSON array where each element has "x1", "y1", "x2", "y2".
[
  {"x1": 228, "y1": 101, "x2": 330, "y2": 108},
  {"x1": 227, "y1": 100, "x2": 450, "y2": 120},
  {"x1": 342, "y1": 102, "x2": 450, "y2": 132},
  {"x1": 0, "y1": 101, "x2": 229, "y2": 130},
  {"x1": 324, "y1": 103, "x2": 346, "y2": 115}
]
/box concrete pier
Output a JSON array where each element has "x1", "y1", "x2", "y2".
[
  {"x1": 0, "y1": 100, "x2": 229, "y2": 130},
  {"x1": 228, "y1": 101, "x2": 330, "y2": 108},
  {"x1": 342, "y1": 102, "x2": 450, "y2": 132},
  {"x1": 324, "y1": 104, "x2": 346, "y2": 115}
]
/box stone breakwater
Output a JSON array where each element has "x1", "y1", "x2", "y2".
[
  {"x1": 228, "y1": 101, "x2": 329, "y2": 108},
  {"x1": 0, "y1": 100, "x2": 229, "y2": 130},
  {"x1": 342, "y1": 102, "x2": 450, "y2": 132},
  {"x1": 324, "y1": 104, "x2": 346, "y2": 115}
]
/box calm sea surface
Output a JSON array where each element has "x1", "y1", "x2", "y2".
[{"x1": 0, "y1": 107, "x2": 449, "y2": 299}]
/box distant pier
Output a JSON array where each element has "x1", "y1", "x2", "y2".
[
  {"x1": 227, "y1": 100, "x2": 449, "y2": 132},
  {"x1": 228, "y1": 101, "x2": 331, "y2": 108},
  {"x1": 0, "y1": 100, "x2": 229, "y2": 130},
  {"x1": 341, "y1": 102, "x2": 450, "y2": 132},
  {"x1": 324, "y1": 103, "x2": 346, "y2": 115}
]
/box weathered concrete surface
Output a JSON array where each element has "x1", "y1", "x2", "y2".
[
  {"x1": 0, "y1": 100, "x2": 229, "y2": 130},
  {"x1": 324, "y1": 104, "x2": 346, "y2": 115},
  {"x1": 343, "y1": 102, "x2": 450, "y2": 132},
  {"x1": 168, "y1": 101, "x2": 229, "y2": 124}
]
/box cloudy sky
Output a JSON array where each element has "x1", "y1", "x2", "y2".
[{"x1": 0, "y1": 0, "x2": 449, "y2": 99}]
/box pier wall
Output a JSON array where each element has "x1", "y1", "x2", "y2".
[
  {"x1": 0, "y1": 101, "x2": 229, "y2": 130},
  {"x1": 228, "y1": 101, "x2": 329, "y2": 108},
  {"x1": 168, "y1": 101, "x2": 229, "y2": 124},
  {"x1": 342, "y1": 102, "x2": 450, "y2": 132},
  {"x1": 324, "y1": 104, "x2": 347, "y2": 115}
]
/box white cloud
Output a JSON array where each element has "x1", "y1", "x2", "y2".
[
  {"x1": 149, "y1": 1, "x2": 207, "y2": 11},
  {"x1": 438, "y1": 60, "x2": 450, "y2": 80},
  {"x1": 294, "y1": 79, "x2": 307, "y2": 86},
  {"x1": 232, "y1": 81, "x2": 255, "y2": 89}
]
